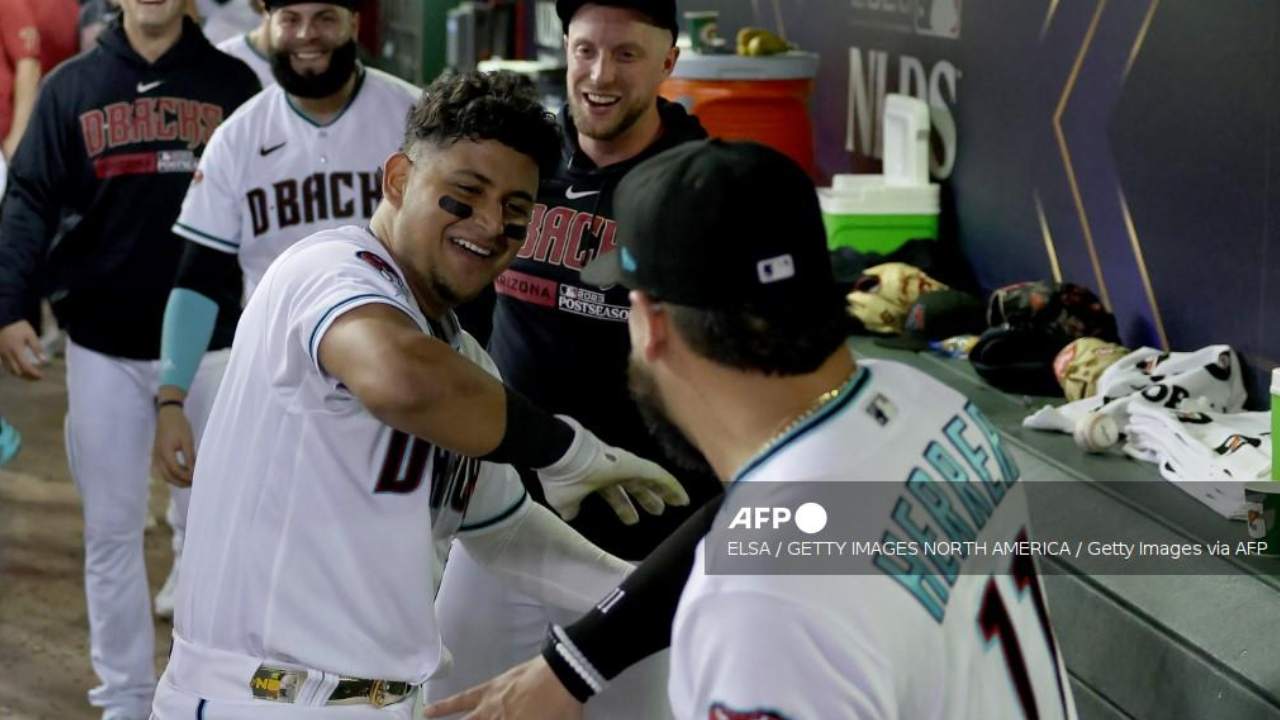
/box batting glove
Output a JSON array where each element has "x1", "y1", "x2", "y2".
[{"x1": 538, "y1": 416, "x2": 690, "y2": 525}]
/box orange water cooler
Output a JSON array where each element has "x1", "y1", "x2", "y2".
[{"x1": 659, "y1": 51, "x2": 820, "y2": 176}]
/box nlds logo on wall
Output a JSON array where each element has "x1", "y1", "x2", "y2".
[{"x1": 846, "y1": 45, "x2": 961, "y2": 179}]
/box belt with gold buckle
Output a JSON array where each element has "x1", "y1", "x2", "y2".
[{"x1": 250, "y1": 665, "x2": 415, "y2": 707}]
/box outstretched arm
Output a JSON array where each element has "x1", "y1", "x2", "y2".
[
  {"x1": 317, "y1": 303, "x2": 689, "y2": 518},
  {"x1": 458, "y1": 470, "x2": 632, "y2": 614},
  {"x1": 425, "y1": 492, "x2": 724, "y2": 719}
]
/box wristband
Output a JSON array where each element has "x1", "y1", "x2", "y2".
[
  {"x1": 155, "y1": 398, "x2": 184, "y2": 412},
  {"x1": 555, "y1": 493, "x2": 726, "y2": 682},
  {"x1": 479, "y1": 386, "x2": 575, "y2": 468},
  {"x1": 541, "y1": 624, "x2": 604, "y2": 703}
]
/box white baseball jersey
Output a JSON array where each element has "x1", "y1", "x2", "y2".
[
  {"x1": 198, "y1": 0, "x2": 263, "y2": 46},
  {"x1": 1025, "y1": 345, "x2": 1247, "y2": 436},
  {"x1": 172, "y1": 66, "x2": 419, "y2": 299},
  {"x1": 669, "y1": 359, "x2": 1077, "y2": 720},
  {"x1": 216, "y1": 32, "x2": 273, "y2": 89},
  {"x1": 175, "y1": 225, "x2": 527, "y2": 683},
  {"x1": 1125, "y1": 404, "x2": 1269, "y2": 518}
]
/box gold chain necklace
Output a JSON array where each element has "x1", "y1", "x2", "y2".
[{"x1": 757, "y1": 369, "x2": 857, "y2": 456}]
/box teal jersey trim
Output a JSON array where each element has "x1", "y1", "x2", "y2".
[
  {"x1": 306, "y1": 293, "x2": 416, "y2": 365},
  {"x1": 174, "y1": 221, "x2": 239, "y2": 252},
  {"x1": 244, "y1": 33, "x2": 268, "y2": 62},
  {"x1": 730, "y1": 366, "x2": 872, "y2": 486}
]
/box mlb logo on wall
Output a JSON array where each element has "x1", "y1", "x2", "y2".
[
  {"x1": 848, "y1": 0, "x2": 961, "y2": 40},
  {"x1": 916, "y1": 0, "x2": 961, "y2": 39}
]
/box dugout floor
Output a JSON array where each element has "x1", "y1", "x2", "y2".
[{"x1": 0, "y1": 357, "x2": 175, "y2": 720}]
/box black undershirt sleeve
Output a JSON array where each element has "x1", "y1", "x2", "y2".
[
  {"x1": 478, "y1": 387, "x2": 576, "y2": 469},
  {"x1": 172, "y1": 238, "x2": 244, "y2": 350},
  {"x1": 542, "y1": 491, "x2": 725, "y2": 701},
  {"x1": 173, "y1": 238, "x2": 243, "y2": 309}
]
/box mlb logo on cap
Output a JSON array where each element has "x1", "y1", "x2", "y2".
[{"x1": 757, "y1": 255, "x2": 795, "y2": 284}]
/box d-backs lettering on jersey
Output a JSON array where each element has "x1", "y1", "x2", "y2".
[
  {"x1": 516, "y1": 202, "x2": 619, "y2": 270},
  {"x1": 492, "y1": 100, "x2": 705, "y2": 331},
  {"x1": 176, "y1": 225, "x2": 525, "y2": 683},
  {"x1": 497, "y1": 200, "x2": 629, "y2": 322},
  {"x1": 78, "y1": 98, "x2": 222, "y2": 178},
  {"x1": 670, "y1": 359, "x2": 1076, "y2": 720},
  {"x1": 245, "y1": 170, "x2": 382, "y2": 237},
  {"x1": 172, "y1": 67, "x2": 419, "y2": 297}
]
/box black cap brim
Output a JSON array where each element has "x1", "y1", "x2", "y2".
[
  {"x1": 556, "y1": 0, "x2": 679, "y2": 40},
  {"x1": 581, "y1": 248, "x2": 626, "y2": 289}
]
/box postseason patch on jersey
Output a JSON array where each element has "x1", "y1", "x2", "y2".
[
  {"x1": 709, "y1": 704, "x2": 790, "y2": 720},
  {"x1": 356, "y1": 250, "x2": 407, "y2": 298}
]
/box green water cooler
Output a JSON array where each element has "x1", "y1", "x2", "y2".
[{"x1": 820, "y1": 93, "x2": 940, "y2": 255}]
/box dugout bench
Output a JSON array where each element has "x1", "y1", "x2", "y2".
[{"x1": 852, "y1": 337, "x2": 1280, "y2": 720}]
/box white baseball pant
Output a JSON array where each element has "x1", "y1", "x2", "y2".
[
  {"x1": 427, "y1": 541, "x2": 673, "y2": 719},
  {"x1": 65, "y1": 338, "x2": 228, "y2": 718},
  {"x1": 152, "y1": 678, "x2": 416, "y2": 720}
]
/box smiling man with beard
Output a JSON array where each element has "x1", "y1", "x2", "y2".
[
  {"x1": 432, "y1": 1, "x2": 710, "y2": 716},
  {"x1": 147, "y1": 0, "x2": 423, "y2": 626},
  {"x1": 266, "y1": 0, "x2": 358, "y2": 101},
  {"x1": 427, "y1": 143, "x2": 1077, "y2": 720},
  {"x1": 603, "y1": 140, "x2": 1076, "y2": 720}
]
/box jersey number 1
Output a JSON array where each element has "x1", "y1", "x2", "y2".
[{"x1": 977, "y1": 528, "x2": 1071, "y2": 720}]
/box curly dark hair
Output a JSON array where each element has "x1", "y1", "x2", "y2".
[{"x1": 402, "y1": 70, "x2": 561, "y2": 177}]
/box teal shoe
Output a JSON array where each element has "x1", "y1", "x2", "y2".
[{"x1": 0, "y1": 417, "x2": 21, "y2": 467}]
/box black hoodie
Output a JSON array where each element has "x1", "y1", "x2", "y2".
[
  {"x1": 487, "y1": 98, "x2": 713, "y2": 559},
  {"x1": 0, "y1": 17, "x2": 259, "y2": 359}
]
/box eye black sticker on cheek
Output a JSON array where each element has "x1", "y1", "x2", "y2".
[
  {"x1": 504, "y1": 224, "x2": 529, "y2": 242},
  {"x1": 438, "y1": 195, "x2": 474, "y2": 219}
]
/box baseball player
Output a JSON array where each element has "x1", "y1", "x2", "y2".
[
  {"x1": 149, "y1": 0, "x2": 412, "y2": 619},
  {"x1": 0, "y1": 1, "x2": 259, "y2": 717},
  {"x1": 431, "y1": 0, "x2": 711, "y2": 714},
  {"x1": 195, "y1": 0, "x2": 263, "y2": 46},
  {"x1": 213, "y1": 0, "x2": 270, "y2": 88},
  {"x1": 428, "y1": 141, "x2": 1078, "y2": 720},
  {"x1": 151, "y1": 69, "x2": 686, "y2": 719}
]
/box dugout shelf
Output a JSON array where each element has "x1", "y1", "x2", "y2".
[{"x1": 852, "y1": 337, "x2": 1280, "y2": 720}]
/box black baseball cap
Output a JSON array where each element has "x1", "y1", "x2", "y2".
[
  {"x1": 556, "y1": 0, "x2": 680, "y2": 42},
  {"x1": 875, "y1": 290, "x2": 986, "y2": 351},
  {"x1": 582, "y1": 140, "x2": 847, "y2": 325}
]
